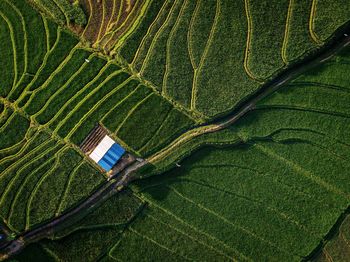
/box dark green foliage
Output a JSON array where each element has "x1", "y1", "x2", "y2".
[
  {"x1": 36, "y1": 55, "x2": 106, "y2": 125},
  {"x1": 28, "y1": 148, "x2": 82, "y2": 227},
  {"x1": 56, "y1": 162, "x2": 104, "y2": 214},
  {"x1": 284, "y1": 0, "x2": 317, "y2": 62},
  {"x1": 11, "y1": 243, "x2": 56, "y2": 262},
  {"x1": 0, "y1": 139, "x2": 59, "y2": 223},
  {"x1": 25, "y1": 29, "x2": 78, "y2": 93},
  {"x1": 195, "y1": 0, "x2": 258, "y2": 117},
  {"x1": 117, "y1": 94, "x2": 172, "y2": 150},
  {"x1": 24, "y1": 48, "x2": 89, "y2": 116},
  {"x1": 0, "y1": 112, "x2": 29, "y2": 150},
  {"x1": 10, "y1": 0, "x2": 47, "y2": 75},
  {"x1": 132, "y1": 1, "x2": 174, "y2": 72},
  {"x1": 141, "y1": 0, "x2": 185, "y2": 90},
  {"x1": 247, "y1": 0, "x2": 289, "y2": 78},
  {"x1": 42, "y1": 227, "x2": 123, "y2": 262},
  {"x1": 188, "y1": 0, "x2": 216, "y2": 68},
  {"x1": 0, "y1": 131, "x2": 50, "y2": 174},
  {"x1": 0, "y1": 14, "x2": 14, "y2": 97},
  {"x1": 69, "y1": 77, "x2": 138, "y2": 145},
  {"x1": 0, "y1": 1, "x2": 25, "y2": 89},
  {"x1": 313, "y1": 0, "x2": 350, "y2": 41},
  {"x1": 164, "y1": 0, "x2": 196, "y2": 108},
  {"x1": 120, "y1": 0, "x2": 164, "y2": 63},
  {"x1": 8, "y1": 158, "x2": 56, "y2": 232},
  {"x1": 102, "y1": 84, "x2": 152, "y2": 133},
  {"x1": 58, "y1": 72, "x2": 130, "y2": 139},
  {"x1": 47, "y1": 59, "x2": 112, "y2": 130},
  {"x1": 46, "y1": 19, "x2": 58, "y2": 49},
  {"x1": 35, "y1": 0, "x2": 66, "y2": 23},
  {"x1": 111, "y1": 205, "x2": 234, "y2": 261},
  {"x1": 55, "y1": 190, "x2": 142, "y2": 239}
]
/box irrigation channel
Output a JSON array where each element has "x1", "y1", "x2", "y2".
[{"x1": 1, "y1": 28, "x2": 350, "y2": 261}]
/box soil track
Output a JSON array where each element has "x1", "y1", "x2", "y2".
[{"x1": 0, "y1": 26, "x2": 349, "y2": 261}]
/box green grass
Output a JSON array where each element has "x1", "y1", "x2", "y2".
[
  {"x1": 188, "y1": 0, "x2": 216, "y2": 68},
  {"x1": 247, "y1": 0, "x2": 289, "y2": 78},
  {"x1": 59, "y1": 71, "x2": 130, "y2": 140},
  {"x1": 132, "y1": 1, "x2": 174, "y2": 72},
  {"x1": 119, "y1": 0, "x2": 164, "y2": 63},
  {"x1": 117, "y1": 93, "x2": 173, "y2": 150},
  {"x1": 24, "y1": 48, "x2": 90, "y2": 115},
  {"x1": 194, "y1": 0, "x2": 259, "y2": 117},
  {"x1": 141, "y1": 0, "x2": 185, "y2": 91},
  {"x1": 163, "y1": 0, "x2": 196, "y2": 108},
  {"x1": 10, "y1": 0, "x2": 48, "y2": 75},
  {"x1": 68, "y1": 74, "x2": 137, "y2": 144},
  {"x1": 27, "y1": 147, "x2": 83, "y2": 227},
  {"x1": 0, "y1": 13, "x2": 15, "y2": 97},
  {"x1": 102, "y1": 84, "x2": 152, "y2": 133},
  {"x1": 313, "y1": 0, "x2": 350, "y2": 42},
  {"x1": 0, "y1": 1, "x2": 26, "y2": 89},
  {"x1": 25, "y1": 29, "x2": 78, "y2": 93},
  {"x1": 35, "y1": 54, "x2": 106, "y2": 125},
  {"x1": 0, "y1": 112, "x2": 29, "y2": 150},
  {"x1": 283, "y1": 0, "x2": 318, "y2": 62}
]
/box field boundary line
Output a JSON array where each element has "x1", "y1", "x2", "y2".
[
  {"x1": 187, "y1": 0, "x2": 200, "y2": 71},
  {"x1": 142, "y1": 199, "x2": 251, "y2": 261},
  {"x1": 81, "y1": 0, "x2": 93, "y2": 38},
  {"x1": 0, "y1": 11, "x2": 18, "y2": 93},
  {"x1": 33, "y1": 52, "x2": 95, "y2": 120},
  {"x1": 23, "y1": 45, "x2": 80, "y2": 111},
  {"x1": 100, "y1": 83, "x2": 142, "y2": 124},
  {"x1": 243, "y1": 0, "x2": 264, "y2": 83},
  {"x1": 96, "y1": 0, "x2": 107, "y2": 42},
  {"x1": 183, "y1": 177, "x2": 317, "y2": 236},
  {"x1": 191, "y1": 0, "x2": 219, "y2": 110},
  {"x1": 5, "y1": 0, "x2": 28, "y2": 97},
  {"x1": 16, "y1": 28, "x2": 61, "y2": 105},
  {"x1": 255, "y1": 143, "x2": 350, "y2": 200},
  {"x1": 46, "y1": 61, "x2": 111, "y2": 127},
  {"x1": 139, "y1": 0, "x2": 181, "y2": 75},
  {"x1": 55, "y1": 160, "x2": 84, "y2": 215},
  {"x1": 53, "y1": 69, "x2": 123, "y2": 134},
  {"x1": 0, "y1": 140, "x2": 57, "y2": 216},
  {"x1": 169, "y1": 186, "x2": 292, "y2": 256},
  {"x1": 25, "y1": 145, "x2": 67, "y2": 230},
  {"x1": 115, "y1": 92, "x2": 153, "y2": 134},
  {"x1": 147, "y1": 214, "x2": 234, "y2": 260},
  {"x1": 0, "y1": 131, "x2": 40, "y2": 167},
  {"x1": 309, "y1": 0, "x2": 323, "y2": 45},
  {"x1": 66, "y1": 75, "x2": 131, "y2": 138},
  {"x1": 102, "y1": 0, "x2": 142, "y2": 50},
  {"x1": 162, "y1": 0, "x2": 188, "y2": 97},
  {"x1": 7, "y1": 157, "x2": 56, "y2": 231},
  {"x1": 137, "y1": 107, "x2": 173, "y2": 153},
  {"x1": 129, "y1": 227, "x2": 193, "y2": 261},
  {"x1": 281, "y1": 0, "x2": 293, "y2": 64},
  {"x1": 131, "y1": 0, "x2": 170, "y2": 66}
]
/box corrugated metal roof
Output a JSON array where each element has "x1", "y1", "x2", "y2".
[{"x1": 88, "y1": 135, "x2": 125, "y2": 171}]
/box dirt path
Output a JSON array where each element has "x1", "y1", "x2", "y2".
[{"x1": 1, "y1": 28, "x2": 349, "y2": 261}]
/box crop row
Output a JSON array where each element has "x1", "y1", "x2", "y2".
[{"x1": 0, "y1": 0, "x2": 196, "y2": 156}]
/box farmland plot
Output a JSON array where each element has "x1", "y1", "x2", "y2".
[
  {"x1": 0, "y1": 0, "x2": 350, "y2": 261},
  {"x1": 0, "y1": 0, "x2": 196, "y2": 236}
]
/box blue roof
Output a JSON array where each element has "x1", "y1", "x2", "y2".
[{"x1": 97, "y1": 143, "x2": 125, "y2": 171}]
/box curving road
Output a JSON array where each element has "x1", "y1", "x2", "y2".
[{"x1": 1, "y1": 28, "x2": 349, "y2": 261}]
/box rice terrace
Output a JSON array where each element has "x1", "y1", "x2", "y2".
[{"x1": 0, "y1": 0, "x2": 349, "y2": 261}]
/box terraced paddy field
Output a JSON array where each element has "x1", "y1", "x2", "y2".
[{"x1": 0, "y1": 0, "x2": 350, "y2": 261}]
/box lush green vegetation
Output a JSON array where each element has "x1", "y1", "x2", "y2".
[
  {"x1": 313, "y1": 215, "x2": 350, "y2": 261},
  {"x1": 0, "y1": 0, "x2": 350, "y2": 261}
]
